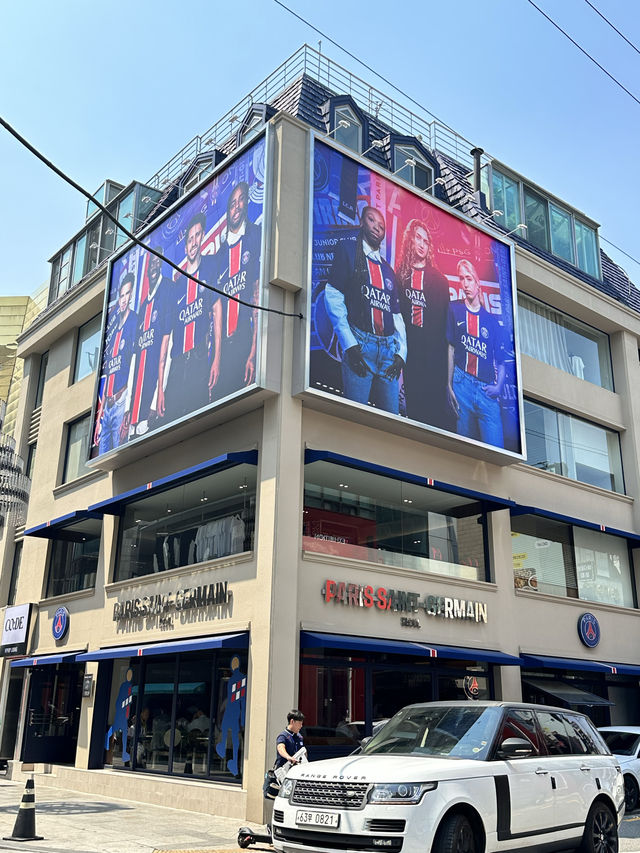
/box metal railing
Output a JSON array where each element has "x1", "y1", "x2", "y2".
[{"x1": 146, "y1": 44, "x2": 480, "y2": 191}]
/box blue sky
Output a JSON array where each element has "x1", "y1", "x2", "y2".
[{"x1": 0, "y1": 0, "x2": 638, "y2": 297}]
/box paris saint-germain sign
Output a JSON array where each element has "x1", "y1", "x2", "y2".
[
  {"x1": 52, "y1": 606, "x2": 70, "y2": 642},
  {"x1": 577, "y1": 612, "x2": 600, "y2": 648}
]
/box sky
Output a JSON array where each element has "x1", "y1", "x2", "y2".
[{"x1": 0, "y1": 0, "x2": 638, "y2": 298}]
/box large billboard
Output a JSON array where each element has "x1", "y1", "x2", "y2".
[
  {"x1": 90, "y1": 136, "x2": 266, "y2": 460},
  {"x1": 309, "y1": 139, "x2": 523, "y2": 457}
]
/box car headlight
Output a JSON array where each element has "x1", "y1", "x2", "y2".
[
  {"x1": 367, "y1": 782, "x2": 437, "y2": 805},
  {"x1": 278, "y1": 778, "x2": 296, "y2": 799}
]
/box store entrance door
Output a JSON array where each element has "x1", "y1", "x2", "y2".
[{"x1": 21, "y1": 664, "x2": 83, "y2": 765}]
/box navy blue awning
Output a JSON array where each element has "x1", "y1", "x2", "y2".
[
  {"x1": 300, "y1": 631, "x2": 521, "y2": 665},
  {"x1": 88, "y1": 451, "x2": 258, "y2": 516},
  {"x1": 523, "y1": 678, "x2": 614, "y2": 707},
  {"x1": 76, "y1": 631, "x2": 249, "y2": 662},
  {"x1": 520, "y1": 653, "x2": 621, "y2": 674},
  {"x1": 10, "y1": 652, "x2": 79, "y2": 668},
  {"x1": 24, "y1": 510, "x2": 103, "y2": 542},
  {"x1": 304, "y1": 450, "x2": 514, "y2": 511},
  {"x1": 510, "y1": 505, "x2": 640, "y2": 544}
]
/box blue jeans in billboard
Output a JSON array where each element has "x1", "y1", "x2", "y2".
[
  {"x1": 342, "y1": 326, "x2": 399, "y2": 415},
  {"x1": 453, "y1": 366, "x2": 504, "y2": 447},
  {"x1": 99, "y1": 392, "x2": 126, "y2": 454}
]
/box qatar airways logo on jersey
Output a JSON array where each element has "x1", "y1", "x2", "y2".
[
  {"x1": 179, "y1": 298, "x2": 203, "y2": 324},
  {"x1": 107, "y1": 353, "x2": 122, "y2": 373},
  {"x1": 461, "y1": 334, "x2": 488, "y2": 359},
  {"x1": 361, "y1": 284, "x2": 391, "y2": 312},
  {"x1": 222, "y1": 270, "x2": 247, "y2": 298},
  {"x1": 405, "y1": 287, "x2": 427, "y2": 307},
  {"x1": 138, "y1": 328, "x2": 155, "y2": 350}
]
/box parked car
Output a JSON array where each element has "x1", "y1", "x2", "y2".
[
  {"x1": 272, "y1": 701, "x2": 624, "y2": 853},
  {"x1": 599, "y1": 725, "x2": 640, "y2": 812}
]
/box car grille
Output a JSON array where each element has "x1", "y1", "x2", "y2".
[
  {"x1": 364, "y1": 819, "x2": 406, "y2": 833},
  {"x1": 273, "y1": 809, "x2": 284, "y2": 823},
  {"x1": 273, "y1": 827, "x2": 403, "y2": 851},
  {"x1": 291, "y1": 780, "x2": 370, "y2": 809}
]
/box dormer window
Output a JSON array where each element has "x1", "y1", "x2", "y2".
[
  {"x1": 180, "y1": 151, "x2": 226, "y2": 195},
  {"x1": 334, "y1": 105, "x2": 362, "y2": 153},
  {"x1": 393, "y1": 144, "x2": 434, "y2": 192},
  {"x1": 235, "y1": 103, "x2": 275, "y2": 148}
]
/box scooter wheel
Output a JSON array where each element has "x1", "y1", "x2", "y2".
[{"x1": 237, "y1": 828, "x2": 254, "y2": 849}]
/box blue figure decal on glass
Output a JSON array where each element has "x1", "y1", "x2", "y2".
[
  {"x1": 105, "y1": 667, "x2": 134, "y2": 762},
  {"x1": 215, "y1": 656, "x2": 246, "y2": 776}
]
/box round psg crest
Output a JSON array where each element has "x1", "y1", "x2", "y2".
[
  {"x1": 463, "y1": 675, "x2": 481, "y2": 700},
  {"x1": 577, "y1": 612, "x2": 600, "y2": 648},
  {"x1": 52, "y1": 606, "x2": 70, "y2": 642}
]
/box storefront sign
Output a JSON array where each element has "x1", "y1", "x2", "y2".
[
  {"x1": 577, "y1": 612, "x2": 600, "y2": 648},
  {"x1": 52, "y1": 606, "x2": 70, "y2": 641},
  {"x1": 1, "y1": 603, "x2": 32, "y2": 656},
  {"x1": 112, "y1": 581, "x2": 231, "y2": 625},
  {"x1": 322, "y1": 579, "x2": 488, "y2": 623}
]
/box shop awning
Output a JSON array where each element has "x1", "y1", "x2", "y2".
[
  {"x1": 75, "y1": 632, "x2": 249, "y2": 662},
  {"x1": 300, "y1": 631, "x2": 521, "y2": 665},
  {"x1": 523, "y1": 678, "x2": 614, "y2": 707},
  {"x1": 510, "y1": 505, "x2": 640, "y2": 544},
  {"x1": 10, "y1": 652, "x2": 79, "y2": 668},
  {"x1": 520, "y1": 653, "x2": 621, "y2": 674},
  {"x1": 24, "y1": 510, "x2": 103, "y2": 542},
  {"x1": 88, "y1": 451, "x2": 258, "y2": 516},
  {"x1": 304, "y1": 450, "x2": 515, "y2": 511}
]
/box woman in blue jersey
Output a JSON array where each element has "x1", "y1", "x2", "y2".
[{"x1": 446, "y1": 259, "x2": 505, "y2": 446}]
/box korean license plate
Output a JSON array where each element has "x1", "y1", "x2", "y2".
[{"x1": 295, "y1": 810, "x2": 340, "y2": 828}]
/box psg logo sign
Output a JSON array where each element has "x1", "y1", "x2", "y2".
[
  {"x1": 52, "y1": 606, "x2": 70, "y2": 642},
  {"x1": 577, "y1": 612, "x2": 600, "y2": 648}
]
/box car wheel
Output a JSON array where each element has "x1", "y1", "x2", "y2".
[
  {"x1": 433, "y1": 813, "x2": 476, "y2": 853},
  {"x1": 579, "y1": 801, "x2": 618, "y2": 853},
  {"x1": 625, "y1": 775, "x2": 639, "y2": 813}
]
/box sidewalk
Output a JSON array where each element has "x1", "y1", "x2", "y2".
[{"x1": 0, "y1": 779, "x2": 269, "y2": 853}]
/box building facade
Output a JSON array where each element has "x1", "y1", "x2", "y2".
[{"x1": 1, "y1": 47, "x2": 639, "y2": 822}]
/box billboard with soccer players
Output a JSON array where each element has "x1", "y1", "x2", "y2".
[
  {"x1": 90, "y1": 136, "x2": 266, "y2": 460},
  {"x1": 308, "y1": 139, "x2": 524, "y2": 457}
]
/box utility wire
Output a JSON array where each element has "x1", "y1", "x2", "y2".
[
  {"x1": 0, "y1": 115, "x2": 303, "y2": 320},
  {"x1": 525, "y1": 0, "x2": 640, "y2": 107},
  {"x1": 600, "y1": 235, "x2": 640, "y2": 269},
  {"x1": 583, "y1": 0, "x2": 640, "y2": 57}
]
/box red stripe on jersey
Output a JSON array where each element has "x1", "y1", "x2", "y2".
[
  {"x1": 183, "y1": 281, "x2": 198, "y2": 354},
  {"x1": 106, "y1": 329, "x2": 123, "y2": 396},
  {"x1": 466, "y1": 352, "x2": 478, "y2": 377},
  {"x1": 465, "y1": 310, "x2": 479, "y2": 377},
  {"x1": 227, "y1": 241, "x2": 241, "y2": 337},
  {"x1": 466, "y1": 310, "x2": 479, "y2": 338},
  {"x1": 367, "y1": 258, "x2": 385, "y2": 336},
  {"x1": 131, "y1": 349, "x2": 147, "y2": 423},
  {"x1": 411, "y1": 269, "x2": 424, "y2": 328}
]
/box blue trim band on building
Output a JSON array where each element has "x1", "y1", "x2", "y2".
[
  {"x1": 520, "y1": 653, "x2": 622, "y2": 673},
  {"x1": 510, "y1": 505, "x2": 640, "y2": 543},
  {"x1": 88, "y1": 451, "x2": 258, "y2": 516},
  {"x1": 300, "y1": 631, "x2": 521, "y2": 665},
  {"x1": 10, "y1": 652, "x2": 79, "y2": 668},
  {"x1": 75, "y1": 631, "x2": 249, "y2": 662},
  {"x1": 24, "y1": 510, "x2": 103, "y2": 541},
  {"x1": 304, "y1": 449, "x2": 515, "y2": 511}
]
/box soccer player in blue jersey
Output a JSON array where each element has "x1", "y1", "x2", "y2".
[
  {"x1": 96, "y1": 273, "x2": 137, "y2": 454},
  {"x1": 324, "y1": 206, "x2": 407, "y2": 414},
  {"x1": 446, "y1": 259, "x2": 505, "y2": 446},
  {"x1": 209, "y1": 182, "x2": 261, "y2": 401}
]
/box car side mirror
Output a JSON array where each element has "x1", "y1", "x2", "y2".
[{"x1": 499, "y1": 737, "x2": 534, "y2": 758}]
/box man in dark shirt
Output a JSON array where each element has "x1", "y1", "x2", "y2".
[{"x1": 275, "y1": 709, "x2": 305, "y2": 770}]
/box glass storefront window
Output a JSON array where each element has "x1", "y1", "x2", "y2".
[
  {"x1": 116, "y1": 464, "x2": 256, "y2": 581},
  {"x1": 105, "y1": 648, "x2": 246, "y2": 782},
  {"x1": 518, "y1": 294, "x2": 613, "y2": 389},
  {"x1": 45, "y1": 535, "x2": 99, "y2": 598},
  {"x1": 511, "y1": 514, "x2": 636, "y2": 608},
  {"x1": 303, "y1": 461, "x2": 487, "y2": 581}
]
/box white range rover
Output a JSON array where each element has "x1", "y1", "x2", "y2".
[{"x1": 272, "y1": 701, "x2": 623, "y2": 853}]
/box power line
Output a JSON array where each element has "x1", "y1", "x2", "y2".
[
  {"x1": 600, "y1": 235, "x2": 640, "y2": 269},
  {"x1": 583, "y1": 0, "x2": 640, "y2": 57},
  {"x1": 0, "y1": 115, "x2": 303, "y2": 321},
  {"x1": 525, "y1": 0, "x2": 640, "y2": 107}
]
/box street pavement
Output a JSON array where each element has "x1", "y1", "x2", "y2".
[{"x1": 0, "y1": 776, "x2": 638, "y2": 852}]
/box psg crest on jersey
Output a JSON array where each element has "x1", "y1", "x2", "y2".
[{"x1": 243, "y1": 251, "x2": 251, "y2": 266}]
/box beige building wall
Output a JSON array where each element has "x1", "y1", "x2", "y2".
[{"x1": 1, "y1": 114, "x2": 639, "y2": 822}]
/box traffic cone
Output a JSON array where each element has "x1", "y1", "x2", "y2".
[{"x1": 3, "y1": 775, "x2": 44, "y2": 841}]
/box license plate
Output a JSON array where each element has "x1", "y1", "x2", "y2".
[{"x1": 295, "y1": 810, "x2": 340, "y2": 828}]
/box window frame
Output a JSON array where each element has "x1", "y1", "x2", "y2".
[
  {"x1": 390, "y1": 139, "x2": 437, "y2": 193},
  {"x1": 33, "y1": 351, "x2": 49, "y2": 409},
  {"x1": 73, "y1": 314, "x2": 102, "y2": 384},
  {"x1": 62, "y1": 413, "x2": 92, "y2": 484}
]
